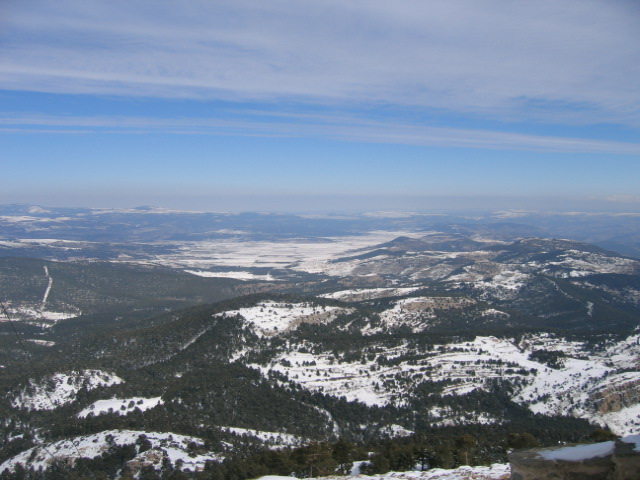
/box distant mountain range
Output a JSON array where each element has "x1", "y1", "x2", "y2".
[{"x1": 1, "y1": 204, "x2": 639, "y2": 256}]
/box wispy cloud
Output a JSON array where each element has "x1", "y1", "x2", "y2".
[
  {"x1": 1, "y1": 0, "x2": 639, "y2": 127},
  {"x1": 2, "y1": 112, "x2": 640, "y2": 155}
]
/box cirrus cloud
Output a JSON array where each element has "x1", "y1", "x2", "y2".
[{"x1": 0, "y1": 0, "x2": 638, "y2": 127}]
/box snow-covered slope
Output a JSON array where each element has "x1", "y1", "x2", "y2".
[
  {"x1": 0, "y1": 430, "x2": 222, "y2": 474},
  {"x1": 10, "y1": 370, "x2": 123, "y2": 411},
  {"x1": 215, "y1": 301, "x2": 353, "y2": 337},
  {"x1": 241, "y1": 331, "x2": 640, "y2": 434},
  {"x1": 377, "y1": 296, "x2": 476, "y2": 333}
]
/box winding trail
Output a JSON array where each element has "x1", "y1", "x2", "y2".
[{"x1": 41, "y1": 266, "x2": 53, "y2": 308}]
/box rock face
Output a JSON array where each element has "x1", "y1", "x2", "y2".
[
  {"x1": 591, "y1": 377, "x2": 640, "y2": 414},
  {"x1": 509, "y1": 436, "x2": 640, "y2": 480},
  {"x1": 611, "y1": 439, "x2": 640, "y2": 480},
  {"x1": 509, "y1": 445, "x2": 613, "y2": 480}
]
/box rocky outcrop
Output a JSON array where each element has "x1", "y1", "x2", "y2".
[
  {"x1": 590, "y1": 375, "x2": 640, "y2": 414},
  {"x1": 125, "y1": 448, "x2": 165, "y2": 476},
  {"x1": 509, "y1": 436, "x2": 640, "y2": 480},
  {"x1": 509, "y1": 443, "x2": 613, "y2": 480}
]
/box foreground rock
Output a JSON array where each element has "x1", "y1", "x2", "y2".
[{"x1": 509, "y1": 435, "x2": 640, "y2": 480}]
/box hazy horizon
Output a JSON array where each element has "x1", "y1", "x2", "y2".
[{"x1": 2, "y1": 195, "x2": 640, "y2": 216}]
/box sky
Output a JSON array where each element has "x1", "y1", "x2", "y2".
[{"x1": 1, "y1": 0, "x2": 639, "y2": 213}]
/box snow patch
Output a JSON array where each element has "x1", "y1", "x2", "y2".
[
  {"x1": 221, "y1": 427, "x2": 305, "y2": 448},
  {"x1": 380, "y1": 424, "x2": 414, "y2": 438},
  {"x1": 2, "y1": 304, "x2": 79, "y2": 325},
  {"x1": 185, "y1": 270, "x2": 276, "y2": 281},
  {"x1": 482, "y1": 309, "x2": 509, "y2": 317},
  {"x1": 593, "y1": 403, "x2": 640, "y2": 437},
  {"x1": 77, "y1": 397, "x2": 163, "y2": 418},
  {"x1": 539, "y1": 441, "x2": 615, "y2": 461},
  {"x1": 319, "y1": 287, "x2": 421, "y2": 302},
  {"x1": 25, "y1": 339, "x2": 56, "y2": 347},
  {"x1": 216, "y1": 301, "x2": 351, "y2": 337}
]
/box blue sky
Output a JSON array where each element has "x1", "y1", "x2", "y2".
[{"x1": 1, "y1": 0, "x2": 639, "y2": 212}]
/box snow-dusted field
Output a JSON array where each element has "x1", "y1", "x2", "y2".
[
  {"x1": 3, "y1": 303, "x2": 79, "y2": 325},
  {"x1": 77, "y1": 396, "x2": 163, "y2": 418},
  {"x1": 221, "y1": 426, "x2": 305, "y2": 448},
  {"x1": 149, "y1": 231, "x2": 417, "y2": 272}
]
